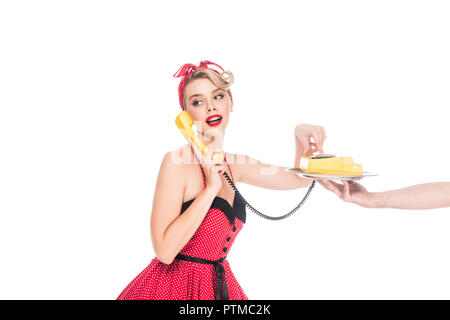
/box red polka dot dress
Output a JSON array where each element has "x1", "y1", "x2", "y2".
[{"x1": 117, "y1": 159, "x2": 248, "y2": 300}]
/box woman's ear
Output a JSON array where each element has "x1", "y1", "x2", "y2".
[
  {"x1": 226, "y1": 89, "x2": 233, "y2": 112},
  {"x1": 227, "y1": 92, "x2": 233, "y2": 112}
]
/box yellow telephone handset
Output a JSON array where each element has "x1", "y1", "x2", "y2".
[{"x1": 175, "y1": 110, "x2": 225, "y2": 160}]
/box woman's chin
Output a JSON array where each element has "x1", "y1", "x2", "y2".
[{"x1": 200, "y1": 125, "x2": 226, "y2": 136}]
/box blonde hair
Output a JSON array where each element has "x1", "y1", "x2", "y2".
[{"x1": 183, "y1": 68, "x2": 234, "y2": 110}]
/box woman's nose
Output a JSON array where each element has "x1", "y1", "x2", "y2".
[{"x1": 207, "y1": 102, "x2": 216, "y2": 112}]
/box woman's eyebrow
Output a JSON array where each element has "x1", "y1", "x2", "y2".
[{"x1": 188, "y1": 88, "x2": 223, "y2": 100}]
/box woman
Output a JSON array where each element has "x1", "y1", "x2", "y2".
[{"x1": 117, "y1": 60, "x2": 326, "y2": 300}]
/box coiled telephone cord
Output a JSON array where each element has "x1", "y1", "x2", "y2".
[{"x1": 222, "y1": 171, "x2": 316, "y2": 221}]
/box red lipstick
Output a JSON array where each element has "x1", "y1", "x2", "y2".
[{"x1": 205, "y1": 114, "x2": 223, "y2": 127}]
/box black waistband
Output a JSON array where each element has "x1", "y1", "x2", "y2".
[{"x1": 174, "y1": 253, "x2": 229, "y2": 300}]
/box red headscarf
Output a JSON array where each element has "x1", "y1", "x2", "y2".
[{"x1": 173, "y1": 60, "x2": 233, "y2": 110}]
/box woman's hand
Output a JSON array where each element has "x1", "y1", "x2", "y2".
[
  {"x1": 294, "y1": 124, "x2": 326, "y2": 155},
  {"x1": 190, "y1": 141, "x2": 226, "y2": 194},
  {"x1": 317, "y1": 179, "x2": 375, "y2": 208}
]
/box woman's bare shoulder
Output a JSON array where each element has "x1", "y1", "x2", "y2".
[
  {"x1": 166, "y1": 144, "x2": 196, "y2": 167},
  {"x1": 164, "y1": 145, "x2": 204, "y2": 202}
]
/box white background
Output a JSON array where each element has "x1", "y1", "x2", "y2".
[{"x1": 1, "y1": 0, "x2": 450, "y2": 299}]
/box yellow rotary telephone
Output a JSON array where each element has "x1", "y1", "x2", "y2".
[
  {"x1": 175, "y1": 110, "x2": 370, "y2": 220},
  {"x1": 176, "y1": 110, "x2": 363, "y2": 176},
  {"x1": 299, "y1": 155, "x2": 363, "y2": 176}
]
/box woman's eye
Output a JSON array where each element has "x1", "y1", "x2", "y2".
[{"x1": 192, "y1": 94, "x2": 223, "y2": 106}]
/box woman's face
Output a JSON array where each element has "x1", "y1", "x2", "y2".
[{"x1": 183, "y1": 78, "x2": 233, "y2": 137}]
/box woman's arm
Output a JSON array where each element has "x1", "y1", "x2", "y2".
[
  {"x1": 318, "y1": 180, "x2": 450, "y2": 210},
  {"x1": 236, "y1": 153, "x2": 311, "y2": 190},
  {"x1": 235, "y1": 124, "x2": 326, "y2": 190},
  {"x1": 150, "y1": 152, "x2": 217, "y2": 264}
]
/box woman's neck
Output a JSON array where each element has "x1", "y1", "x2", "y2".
[{"x1": 198, "y1": 131, "x2": 224, "y2": 150}]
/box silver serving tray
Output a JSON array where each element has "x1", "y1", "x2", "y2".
[{"x1": 286, "y1": 168, "x2": 378, "y2": 181}]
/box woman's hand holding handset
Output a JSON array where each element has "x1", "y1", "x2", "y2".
[
  {"x1": 153, "y1": 143, "x2": 227, "y2": 265},
  {"x1": 189, "y1": 140, "x2": 226, "y2": 195}
]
